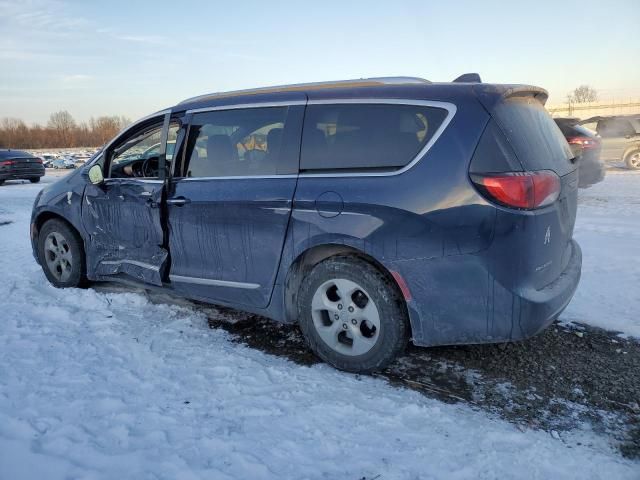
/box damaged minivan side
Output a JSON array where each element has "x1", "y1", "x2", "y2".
[{"x1": 31, "y1": 76, "x2": 582, "y2": 373}]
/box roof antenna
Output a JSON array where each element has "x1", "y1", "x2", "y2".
[{"x1": 453, "y1": 73, "x2": 482, "y2": 83}]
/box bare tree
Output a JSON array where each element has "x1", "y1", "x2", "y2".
[
  {"x1": 91, "y1": 116, "x2": 129, "y2": 145},
  {"x1": 47, "y1": 110, "x2": 77, "y2": 147},
  {"x1": 0, "y1": 118, "x2": 28, "y2": 147},
  {"x1": 568, "y1": 85, "x2": 598, "y2": 104},
  {"x1": 0, "y1": 112, "x2": 131, "y2": 148}
]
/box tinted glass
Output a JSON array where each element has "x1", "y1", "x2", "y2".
[
  {"x1": 300, "y1": 104, "x2": 448, "y2": 171},
  {"x1": 597, "y1": 119, "x2": 635, "y2": 138},
  {"x1": 573, "y1": 125, "x2": 597, "y2": 138},
  {"x1": 493, "y1": 97, "x2": 574, "y2": 176},
  {"x1": 109, "y1": 122, "x2": 178, "y2": 178},
  {"x1": 183, "y1": 107, "x2": 288, "y2": 177},
  {"x1": 110, "y1": 124, "x2": 163, "y2": 178}
]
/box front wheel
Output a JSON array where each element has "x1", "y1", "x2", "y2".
[
  {"x1": 29, "y1": 177, "x2": 41, "y2": 183},
  {"x1": 297, "y1": 256, "x2": 409, "y2": 373},
  {"x1": 624, "y1": 150, "x2": 640, "y2": 170},
  {"x1": 38, "y1": 219, "x2": 87, "y2": 288}
]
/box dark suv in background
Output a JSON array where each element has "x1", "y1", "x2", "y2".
[
  {"x1": 554, "y1": 118, "x2": 605, "y2": 187},
  {"x1": 31, "y1": 76, "x2": 582, "y2": 372},
  {"x1": 0, "y1": 149, "x2": 45, "y2": 185}
]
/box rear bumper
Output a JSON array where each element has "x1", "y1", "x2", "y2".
[
  {"x1": 401, "y1": 239, "x2": 582, "y2": 347},
  {"x1": 0, "y1": 167, "x2": 45, "y2": 180},
  {"x1": 509, "y1": 239, "x2": 582, "y2": 339}
]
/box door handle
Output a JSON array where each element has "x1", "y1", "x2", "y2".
[{"x1": 166, "y1": 196, "x2": 191, "y2": 207}]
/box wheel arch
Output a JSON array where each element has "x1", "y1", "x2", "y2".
[
  {"x1": 34, "y1": 210, "x2": 82, "y2": 239},
  {"x1": 283, "y1": 243, "x2": 411, "y2": 330}
]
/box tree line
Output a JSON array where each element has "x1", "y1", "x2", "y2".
[{"x1": 0, "y1": 111, "x2": 131, "y2": 149}]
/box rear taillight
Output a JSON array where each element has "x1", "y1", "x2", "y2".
[
  {"x1": 35, "y1": 159, "x2": 43, "y2": 164},
  {"x1": 471, "y1": 170, "x2": 561, "y2": 210},
  {"x1": 0, "y1": 160, "x2": 14, "y2": 166},
  {"x1": 567, "y1": 136, "x2": 600, "y2": 149}
]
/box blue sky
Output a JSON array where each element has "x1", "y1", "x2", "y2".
[{"x1": 1, "y1": 0, "x2": 639, "y2": 124}]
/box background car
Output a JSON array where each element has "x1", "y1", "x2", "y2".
[
  {"x1": 41, "y1": 154, "x2": 57, "y2": 167},
  {"x1": 51, "y1": 158, "x2": 76, "y2": 169},
  {"x1": 554, "y1": 118, "x2": 605, "y2": 187},
  {"x1": 0, "y1": 149, "x2": 45, "y2": 185},
  {"x1": 579, "y1": 115, "x2": 640, "y2": 170}
]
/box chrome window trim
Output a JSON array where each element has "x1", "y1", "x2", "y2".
[
  {"x1": 179, "y1": 98, "x2": 456, "y2": 180},
  {"x1": 185, "y1": 100, "x2": 306, "y2": 115},
  {"x1": 299, "y1": 99, "x2": 456, "y2": 178},
  {"x1": 169, "y1": 274, "x2": 260, "y2": 289},
  {"x1": 173, "y1": 175, "x2": 297, "y2": 182}
]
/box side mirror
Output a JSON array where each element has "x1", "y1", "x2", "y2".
[{"x1": 88, "y1": 164, "x2": 104, "y2": 185}]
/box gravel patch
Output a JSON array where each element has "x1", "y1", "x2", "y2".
[{"x1": 207, "y1": 311, "x2": 640, "y2": 458}]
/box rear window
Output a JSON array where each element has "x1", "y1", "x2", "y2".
[
  {"x1": 573, "y1": 125, "x2": 597, "y2": 138},
  {"x1": 494, "y1": 97, "x2": 574, "y2": 176},
  {"x1": 300, "y1": 103, "x2": 448, "y2": 171}
]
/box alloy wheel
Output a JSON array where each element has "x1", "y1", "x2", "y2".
[
  {"x1": 43, "y1": 231, "x2": 73, "y2": 282},
  {"x1": 310, "y1": 278, "x2": 381, "y2": 356}
]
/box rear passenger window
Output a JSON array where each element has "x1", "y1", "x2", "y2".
[
  {"x1": 182, "y1": 107, "x2": 288, "y2": 177},
  {"x1": 300, "y1": 104, "x2": 449, "y2": 171}
]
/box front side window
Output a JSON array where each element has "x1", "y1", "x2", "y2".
[
  {"x1": 300, "y1": 103, "x2": 449, "y2": 171},
  {"x1": 182, "y1": 107, "x2": 288, "y2": 177},
  {"x1": 109, "y1": 122, "x2": 179, "y2": 178}
]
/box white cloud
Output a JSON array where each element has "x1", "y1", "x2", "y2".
[{"x1": 0, "y1": 0, "x2": 88, "y2": 30}]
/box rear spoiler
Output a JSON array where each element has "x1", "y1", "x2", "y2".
[{"x1": 473, "y1": 84, "x2": 550, "y2": 113}]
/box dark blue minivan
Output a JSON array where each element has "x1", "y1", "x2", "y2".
[{"x1": 31, "y1": 76, "x2": 581, "y2": 372}]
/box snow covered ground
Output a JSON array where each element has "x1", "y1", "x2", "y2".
[
  {"x1": 562, "y1": 170, "x2": 640, "y2": 337},
  {"x1": 0, "y1": 172, "x2": 638, "y2": 479}
]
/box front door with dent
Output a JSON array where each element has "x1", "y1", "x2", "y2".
[{"x1": 82, "y1": 114, "x2": 177, "y2": 285}]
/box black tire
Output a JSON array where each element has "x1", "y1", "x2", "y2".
[
  {"x1": 0, "y1": 180, "x2": 4, "y2": 186},
  {"x1": 29, "y1": 177, "x2": 41, "y2": 183},
  {"x1": 297, "y1": 255, "x2": 409, "y2": 373},
  {"x1": 38, "y1": 219, "x2": 88, "y2": 288},
  {"x1": 624, "y1": 150, "x2": 640, "y2": 170}
]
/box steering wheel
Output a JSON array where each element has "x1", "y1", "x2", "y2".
[{"x1": 141, "y1": 156, "x2": 158, "y2": 177}]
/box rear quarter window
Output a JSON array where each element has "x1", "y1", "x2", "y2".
[
  {"x1": 493, "y1": 97, "x2": 574, "y2": 176},
  {"x1": 300, "y1": 103, "x2": 449, "y2": 171}
]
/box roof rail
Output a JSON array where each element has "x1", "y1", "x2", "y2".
[
  {"x1": 178, "y1": 77, "x2": 431, "y2": 105},
  {"x1": 453, "y1": 73, "x2": 482, "y2": 83}
]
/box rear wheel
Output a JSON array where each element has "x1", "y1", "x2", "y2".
[
  {"x1": 38, "y1": 219, "x2": 87, "y2": 288},
  {"x1": 29, "y1": 177, "x2": 41, "y2": 183},
  {"x1": 297, "y1": 255, "x2": 409, "y2": 373},
  {"x1": 0, "y1": 180, "x2": 4, "y2": 186},
  {"x1": 624, "y1": 150, "x2": 640, "y2": 170}
]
